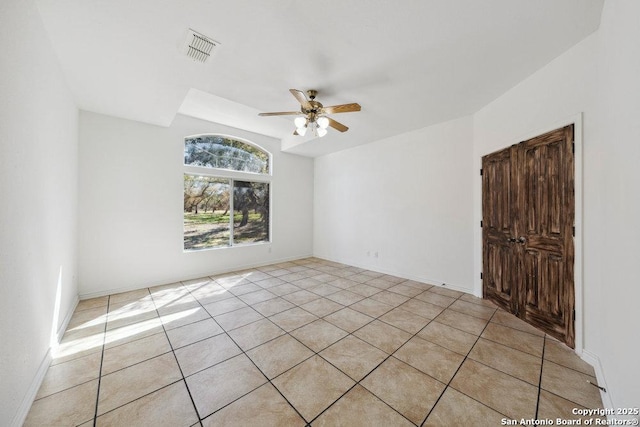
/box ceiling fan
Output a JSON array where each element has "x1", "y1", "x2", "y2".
[{"x1": 258, "y1": 89, "x2": 361, "y2": 137}]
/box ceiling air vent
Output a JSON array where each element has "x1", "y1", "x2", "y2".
[{"x1": 182, "y1": 29, "x2": 219, "y2": 63}]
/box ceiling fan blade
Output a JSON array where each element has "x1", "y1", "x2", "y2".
[
  {"x1": 289, "y1": 89, "x2": 312, "y2": 110},
  {"x1": 258, "y1": 111, "x2": 301, "y2": 116},
  {"x1": 323, "y1": 103, "x2": 361, "y2": 114},
  {"x1": 327, "y1": 117, "x2": 349, "y2": 132}
]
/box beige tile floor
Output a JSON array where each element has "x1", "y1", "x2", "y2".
[{"x1": 25, "y1": 258, "x2": 604, "y2": 426}]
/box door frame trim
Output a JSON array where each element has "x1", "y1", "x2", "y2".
[{"x1": 476, "y1": 113, "x2": 583, "y2": 355}]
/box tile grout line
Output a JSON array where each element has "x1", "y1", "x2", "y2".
[
  {"x1": 535, "y1": 337, "x2": 547, "y2": 419},
  {"x1": 179, "y1": 278, "x2": 251, "y2": 422},
  {"x1": 418, "y1": 292, "x2": 474, "y2": 426},
  {"x1": 182, "y1": 275, "x2": 310, "y2": 424},
  {"x1": 284, "y1": 310, "x2": 412, "y2": 422},
  {"x1": 150, "y1": 287, "x2": 204, "y2": 423},
  {"x1": 200, "y1": 325, "x2": 309, "y2": 423},
  {"x1": 91, "y1": 289, "x2": 197, "y2": 421},
  {"x1": 196, "y1": 265, "x2": 412, "y2": 424},
  {"x1": 540, "y1": 352, "x2": 599, "y2": 378},
  {"x1": 435, "y1": 308, "x2": 554, "y2": 419},
  {"x1": 215, "y1": 265, "x2": 363, "y2": 424},
  {"x1": 92, "y1": 295, "x2": 111, "y2": 426},
  {"x1": 306, "y1": 288, "x2": 464, "y2": 425},
  {"x1": 419, "y1": 299, "x2": 503, "y2": 426},
  {"x1": 461, "y1": 340, "x2": 544, "y2": 385},
  {"x1": 287, "y1": 274, "x2": 476, "y2": 424}
]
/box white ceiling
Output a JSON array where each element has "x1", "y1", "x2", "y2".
[{"x1": 35, "y1": 0, "x2": 603, "y2": 157}]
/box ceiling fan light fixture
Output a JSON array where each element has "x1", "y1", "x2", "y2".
[
  {"x1": 296, "y1": 126, "x2": 307, "y2": 136},
  {"x1": 294, "y1": 117, "x2": 307, "y2": 128},
  {"x1": 317, "y1": 116, "x2": 329, "y2": 129},
  {"x1": 305, "y1": 120, "x2": 327, "y2": 138}
]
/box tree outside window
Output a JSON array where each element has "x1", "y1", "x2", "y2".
[{"x1": 183, "y1": 135, "x2": 271, "y2": 251}]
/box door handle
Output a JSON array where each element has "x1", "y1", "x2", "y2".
[{"x1": 507, "y1": 237, "x2": 526, "y2": 244}]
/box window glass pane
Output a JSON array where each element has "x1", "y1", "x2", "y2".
[
  {"x1": 184, "y1": 135, "x2": 269, "y2": 174},
  {"x1": 183, "y1": 175, "x2": 230, "y2": 250},
  {"x1": 233, "y1": 181, "x2": 269, "y2": 245}
]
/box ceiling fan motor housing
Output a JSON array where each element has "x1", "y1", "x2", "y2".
[{"x1": 304, "y1": 100, "x2": 323, "y2": 116}]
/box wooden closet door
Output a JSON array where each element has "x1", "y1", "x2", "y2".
[
  {"x1": 482, "y1": 146, "x2": 518, "y2": 314},
  {"x1": 517, "y1": 126, "x2": 575, "y2": 347},
  {"x1": 482, "y1": 125, "x2": 575, "y2": 348}
]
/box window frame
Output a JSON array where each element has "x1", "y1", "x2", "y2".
[
  {"x1": 184, "y1": 133, "x2": 272, "y2": 176},
  {"x1": 183, "y1": 133, "x2": 272, "y2": 252}
]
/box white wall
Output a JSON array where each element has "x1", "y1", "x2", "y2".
[
  {"x1": 592, "y1": 0, "x2": 640, "y2": 410},
  {"x1": 78, "y1": 112, "x2": 314, "y2": 296},
  {"x1": 314, "y1": 116, "x2": 474, "y2": 291},
  {"x1": 473, "y1": 30, "x2": 600, "y2": 353},
  {"x1": 473, "y1": 0, "x2": 640, "y2": 410},
  {"x1": 0, "y1": 0, "x2": 79, "y2": 424}
]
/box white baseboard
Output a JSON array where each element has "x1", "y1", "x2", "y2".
[
  {"x1": 581, "y1": 349, "x2": 614, "y2": 412},
  {"x1": 10, "y1": 348, "x2": 52, "y2": 427},
  {"x1": 10, "y1": 295, "x2": 79, "y2": 427},
  {"x1": 56, "y1": 295, "x2": 79, "y2": 342},
  {"x1": 313, "y1": 254, "x2": 473, "y2": 294},
  {"x1": 78, "y1": 253, "x2": 314, "y2": 300}
]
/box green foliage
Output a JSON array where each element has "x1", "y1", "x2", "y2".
[
  {"x1": 183, "y1": 175, "x2": 229, "y2": 214},
  {"x1": 183, "y1": 211, "x2": 231, "y2": 224},
  {"x1": 183, "y1": 175, "x2": 270, "y2": 250},
  {"x1": 233, "y1": 181, "x2": 269, "y2": 225},
  {"x1": 183, "y1": 210, "x2": 267, "y2": 250}
]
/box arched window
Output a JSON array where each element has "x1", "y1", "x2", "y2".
[
  {"x1": 183, "y1": 135, "x2": 271, "y2": 251},
  {"x1": 184, "y1": 135, "x2": 269, "y2": 174}
]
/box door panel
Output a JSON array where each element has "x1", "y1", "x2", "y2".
[
  {"x1": 520, "y1": 126, "x2": 574, "y2": 347},
  {"x1": 483, "y1": 125, "x2": 575, "y2": 348},
  {"x1": 484, "y1": 241, "x2": 516, "y2": 312},
  {"x1": 482, "y1": 147, "x2": 517, "y2": 313},
  {"x1": 523, "y1": 249, "x2": 540, "y2": 307}
]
